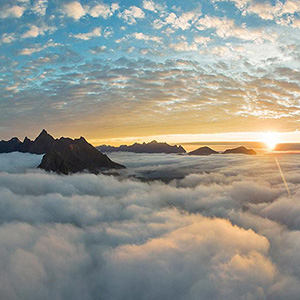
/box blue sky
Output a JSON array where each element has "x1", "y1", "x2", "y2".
[{"x1": 1, "y1": 0, "x2": 300, "y2": 144}]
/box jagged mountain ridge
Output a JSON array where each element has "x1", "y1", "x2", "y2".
[
  {"x1": 0, "y1": 130, "x2": 125, "y2": 174},
  {"x1": 0, "y1": 129, "x2": 56, "y2": 154},
  {"x1": 97, "y1": 140, "x2": 186, "y2": 154}
]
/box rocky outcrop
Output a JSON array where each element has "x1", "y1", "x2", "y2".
[
  {"x1": 38, "y1": 136, "x2": 125, "y2": 174},
  {"x1": 97, "y1": 140, "x2": 186, "y2": 154},
  {"x1": 188, "y1": 146, "x2": 219, "y2": 156},
  {"x1": 223, "y1": 146, "x2": 256, "y2": 155}
]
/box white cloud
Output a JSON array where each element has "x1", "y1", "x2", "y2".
[
  {"x1": 196, "y1": 15, "x2": 277, "y2": 42},
  {"x1": 1, "y1": 33, "x2": 17, "y2": 44},
  {"x1": 0, "y1": 153, "x2": 42, "y2": 173},
  {"x1": 142, "y1": 0, "x2": 164, "y2": 13},
  {"x1": 61, "y1": 1, "x2": 86, "y2": 20},
  {"x1": 165, "y1": 10, "x2": 201, "y2": 30},
  {"x1": 19, "y1": 40, "x2": 60, "y2": 55},
  {"x1": 118, "y1": 6, "x2": 145, "y2": 24},
  {"x1": 89, "y1": 3, "x2": 111, "y2": 18},
  {"x1": 21, "y1": 25, "x2": 55, "y2": 39},
  {"x1": 0, "y1": 5, "x2": 26, "y2": 18},
  {"x1": 244, "y1": 2, "x2": 281, "y2": 21},
  {"x1": 88, "y1": 3, "x2": 119, "y2": 18},
  {"x1": 32, "y1": 0, "x2": 48, "y2": 16},
  {"x1": 71, "y1": 27, "x2": 101, "y2": 40},
  {"x1": 152, "y1": 18, "x2": 165, "y2": 29},
  {"x1": 194, "y1": 36, "x2": 211, "y2": 45},
  {"x1": 61, "y1": 1, "x2": 118, "y2": 20},
  {"x1": 170, "y1": 41, "x2": 198, "y2": 52},
  {"x1": 214, "y1": 0, "x2": 300, "y2": 26},
  {"x1": 281, "y1": 0, "x2": 300, "y2": 14},
  {"x1": 143, "y1": 0, "x2": 156, "y2": 11},
  {"x1": 132, "y1": 32, "x2": 162, "y2": 43}
]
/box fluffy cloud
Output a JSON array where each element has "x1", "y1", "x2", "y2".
[
  {"x1": 142, "y1": 0, "x2": 164, "y2": 13},
  {"x1": 0, "y1": 5, "x2": 26, "y2": 18},
  {"x1": 118, "y1": 6, "x2": 145, "y2": 24},
  {"x1": 0, "y1": 152, "x2": 299, "y2": 299},
  {"x1": 165, "y1": 10, "x2": 201, "y2": 30},
  {"x1": 61, "y1": 1, "x2": 86, "y2": 20},
  {"x1": 89, "y1": 3, "x2": 119, "y2": 18},
  {"x1": 61, "y1": 1, "x2": 119, "y2": 20},
  {"x1": 194, "y1": 36, "x2": 211, "y2": 45},
  {"x1": 21, "y1": 25, "x2": 55, "y2": 39}
]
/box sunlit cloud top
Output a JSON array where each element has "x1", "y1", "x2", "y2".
[{"x1": 1, "y1": 0, "x2": 300, "y2": 142}]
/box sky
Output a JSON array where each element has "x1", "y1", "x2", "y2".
[{"x1": 1, "y1": 0, "x2": 300, "y2": 145}]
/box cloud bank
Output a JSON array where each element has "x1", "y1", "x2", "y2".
[{"x1": 0, "y1": 152, "x2": 300, "y2": 299}]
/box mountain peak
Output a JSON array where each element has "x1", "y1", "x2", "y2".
[
  {"x1": 223, "y1": 146, "x2": 256, "y2": 155},
  {"x1": 35, "y1": 129, "x2": 51, "y2": 140},
  {"x1": 189, "y1": 146, "x2": 219, "y2": 156}
]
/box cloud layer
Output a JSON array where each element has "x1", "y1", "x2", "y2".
[{"x1": 0, "y1": 152, "x2": 300, "y2": 299}]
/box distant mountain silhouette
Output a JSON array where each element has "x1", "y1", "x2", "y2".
[
  {"x1": 0, "y1": 130, "x2": 125, "y2": 174},
  {"x1": 188, "y1": 146, "x2": 219, "y2": 156},
  {"x1": 97, "y1": 140, "x2": 186, "y2": 154},
  {"x1": 223, "y1": 146, "x2": 256, "y2": 155},
  {"x1": 274, "y1": 143, "x2": 300, "y2": 151}
]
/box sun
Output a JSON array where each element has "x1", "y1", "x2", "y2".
[{"x1": 262, "y1": 132, "x2": 278, "y2": 150}]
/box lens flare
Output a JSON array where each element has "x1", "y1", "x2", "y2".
[{"x1": 262, "y1": 132, "x2": 278, "y2": 150}]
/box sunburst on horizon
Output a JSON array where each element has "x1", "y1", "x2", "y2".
[{"x1": 262, "y1": 132, "x2": 279, "y2": 150}]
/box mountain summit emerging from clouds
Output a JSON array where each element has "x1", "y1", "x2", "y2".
[{"x1": 0, "y1": 130, "x2": 125, "y2": 174}]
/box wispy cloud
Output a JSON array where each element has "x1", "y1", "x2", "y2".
[{"x1": 71, "y1": 27, "x2": 102, "y2": 41}]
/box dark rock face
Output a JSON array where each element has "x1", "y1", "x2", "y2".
[
  {"x1": 223, "y1": 146, "x2": 256, "y2": 155},
  {"x1": 39, "y1": 137, "x2": 125, "y2": 174},
  {"x1": 27, "y1": 129, "x2": 56, "y2": 154},
  {"x1": 0, "y1": 137, "x2": 22, "y2": 153},
  {"x1": 0, "y1": 129, "x2": 125, "y2": 174},
  {"x1": 188, "y1": 146, "x2": 219, "y2": 156},
  {"x1": 0, "y1": 129, "x2": 55, "y2": 154},
  {"x1": 19, "y1": 137, "x2": 34, "y2": 153},
  {"x1": 97, "y1": 140, "x2": 186, "y2": 154}
]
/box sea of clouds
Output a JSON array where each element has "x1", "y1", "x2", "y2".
[{"x1": 0, "y1": 151, "x2": 300, "y2": 300}]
